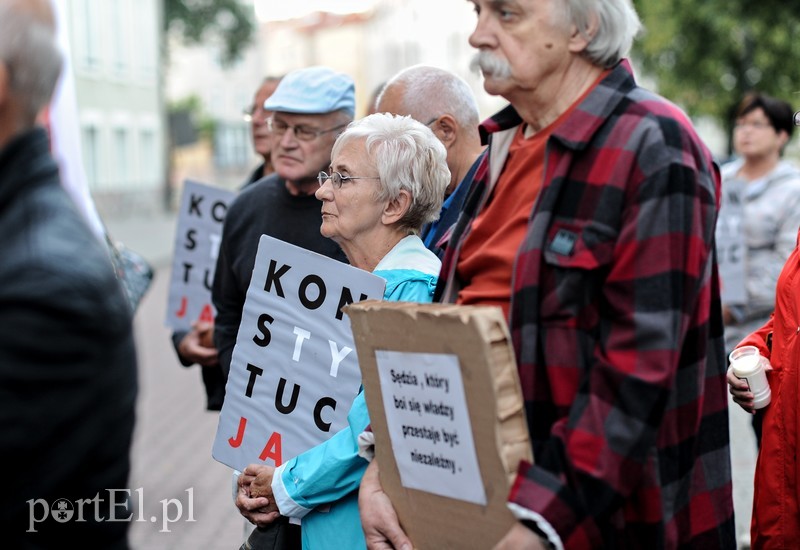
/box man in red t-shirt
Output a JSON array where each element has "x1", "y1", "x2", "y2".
[{"x1": 359, "y1": 1, "x2": 734, "y2": 549}]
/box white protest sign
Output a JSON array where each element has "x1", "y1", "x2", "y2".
[
  {"x1": 375, "y1": 350, "x2": 486, "y2": 506},
  {"x1": 716, "y1": 179, "x2": 747, "y2": 305},
  {"x1": 166, "y1": 180, "x2": 235, "y2": 330},
  {"x1": 213, "y1": 235, "x2": 386, "y2": 471}
]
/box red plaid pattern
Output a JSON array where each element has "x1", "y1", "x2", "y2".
[{"x1": 436, "y1": 61, "x2": 735, "y2": 548}]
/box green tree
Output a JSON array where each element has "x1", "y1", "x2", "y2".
[
  {"x1": 169, "y1": 95, "x2": 216, "y2": 141},
  {"x1": 164, "y1": 0, "x2": 256, "y2": 66},
  {"x1": 632, "y1": 0, "x2": 800, "y2": 153}
]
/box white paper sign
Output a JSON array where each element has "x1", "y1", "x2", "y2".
[
  {"x1": 213, "y1": 235, "x2": 386, "y2": 471},
  {"x1": 375, "y1": 350, "x2": 486, "y2": 506},
  {"x1": 716, "y1": 179, "x2": 747, "y2": 305},
  {"x1": 166, "y1": 180, "x2": 235, "y2": 330}
]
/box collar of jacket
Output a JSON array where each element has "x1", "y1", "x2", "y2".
[
  {"x1": 477, "y1": 59, "x2": 635, "y2": 152},
  {"x1": 0, "y1": 126, "x2": 58, "y2": 209}
]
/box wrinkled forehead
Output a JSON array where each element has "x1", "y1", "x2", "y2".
[
  {"x1": 467, "y1": 0, "x2": 541, "y2": 9},
  {"x1": 255, "y1": 80, "x2": 280, "y2": 102},
  {"x1": 332, "y1": 136, "x2": 371, "y2": 164},
  {"x1": 1, "y1": 0, "x2": 55, "y2": 29},
  {"x1": 272, "y1": 111, "x2": 341, "y2": 127}
]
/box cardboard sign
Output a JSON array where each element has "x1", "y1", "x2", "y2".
[
  {"x1": 346, "y1": 301, "x2": 532, "y2": 550},
  {"x1": 165, "y1": 180, "x2": 235, "y2": 330},
  {"x1": 716, "y1": 179, "x2": 747, "y2": 305},
  {"x1": 213, "y1": 236, "x2": 386, "y2": 472}
]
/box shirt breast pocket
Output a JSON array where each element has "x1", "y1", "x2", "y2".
[{"x1": 539, "y1": 221, "x2": 616, "y2": 325}]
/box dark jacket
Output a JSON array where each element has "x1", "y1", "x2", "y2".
[
  {"x1": 170, "y1": 161, "x2": 269, "y2": 412},
  {"x1": 171, "y1": 330, "x2": 225, "y2": 411},
  {"x1": 0, "y1": 128, "x2": 138, "y2": 549},
  {"x1": 212, "y1": 173, "x2": 347, "y2": 376}
]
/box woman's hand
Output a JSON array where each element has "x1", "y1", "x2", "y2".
[
  {"x1": 727, "y1": 368, "x2": 756, "y2": 414},
  {"x1": 235, "y1": 464, "x2": 280, "y2": 526}
]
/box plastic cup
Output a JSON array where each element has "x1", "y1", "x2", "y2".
[{"x1": 729, "y1": 345, "x2": 771, "y2": 409}]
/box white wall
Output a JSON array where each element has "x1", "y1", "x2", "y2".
[{"x1": 67, "y1": 0, "x2": 164, "y2": 195}]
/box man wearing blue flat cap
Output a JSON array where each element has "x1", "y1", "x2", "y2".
[{"x1": 212, "y1": 66, "x2": 353, "y2": 549}]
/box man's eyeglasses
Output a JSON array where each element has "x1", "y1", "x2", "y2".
[
  {"x1": 317, "y1": 171, "x2": 380, "y2": 189},
  {"x1": 242, "y1": 104, "x2": 265, "y2": 123},
  {"x1": 268, "y1": 117, "x2": 347, "y2": 142}
]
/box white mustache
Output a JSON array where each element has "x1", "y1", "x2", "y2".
[{"x1": 469, "y1": 51, "x2": 512, "y2": 79}]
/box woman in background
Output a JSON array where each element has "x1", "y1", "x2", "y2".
[
  {"x1": 234, "y1": 113, "x2": 449, "y2": 549},
  {"x1": 718, "y1": 93, "x2": 800, "y2": 365}
]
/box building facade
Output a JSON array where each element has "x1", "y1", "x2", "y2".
[{"x1": 66, "y1": 0, "x2": 166, "y2": 214}]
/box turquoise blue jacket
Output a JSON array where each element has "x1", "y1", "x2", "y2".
[{"x1": 271, "y1": 236, "x2": 440, "y2": 549}]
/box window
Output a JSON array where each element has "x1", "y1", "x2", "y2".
[
  {"x1": 114, "y1": 128, "x2": 129, "y2": 187},
  {"x1": 81, "y1": 0, "x2": 101, "y2": 69},
  {"x1": 82, "y1": 125, "x2": 100, "y2": 189},
  {"x1": 140, "y1": 129, "x2": 157, "y2": 183},
  {"x1": 112, "y1": 0, "x2": 127, "y2": 73}
]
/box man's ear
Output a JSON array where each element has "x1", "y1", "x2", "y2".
[
  {"x1": 778, "y1": 129, "x2": 790, "y2": 149},
  {"x1": 0, "y1": 62, "x2": 9, "y2": 107},
  {"x1": 431, "y1": 114, "x2": 458, "y2": 149},
  {"x1": 568, "y1": 12, "x2": 599, "y2": 53},
  {"x1": 382, "y1": 189, "x2": 412, "y2": 226}
]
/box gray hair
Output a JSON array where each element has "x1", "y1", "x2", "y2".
[
  {"x1": 377, "y1": 65, "x2": 480, "y2": 129},
  {"x1": 332, "y1": 113, "x2": 450, "y2": 233},
  {"x1": 0, "y1": 1, "x2": 62, "y2": 124},
  {"x1": 559, "y1": 0, "x2": 642, "y2": 69}
]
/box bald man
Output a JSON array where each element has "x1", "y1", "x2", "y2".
[
  {"x1": 0, "y1": 1, "x2": 137, "y2": 546},
  {"x1": 376, "y1": 65, "x2": 485, "y2": 257}
]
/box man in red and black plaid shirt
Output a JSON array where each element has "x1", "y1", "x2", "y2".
[{"x1": 359, "y1": 0, "x2": 735, "y2": 548}]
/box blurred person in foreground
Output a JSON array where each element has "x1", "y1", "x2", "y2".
[
  {"x1": 358, "y1": 0, "x2": 735, "y2": 548},
  {"x1": 376, "y1": 65, "x2": 485, "y2": 258},
  {"x1": 171, "y1": 75, "x2": 283, "y2": 412},
  {"x1": 213, "y1": 66, "x2": 352, "y2": 548},
  {"x1": 0, "y1": 0, "x2": 137, "y2": 547},
  {"x1": 234, "y1": 113, "x2": 448, "y2": 550},
  {"x1": 727, "y1": 99, "x2": 800, "y2": 550}
]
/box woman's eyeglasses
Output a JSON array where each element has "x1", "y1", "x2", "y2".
[
  {"x1": 317, "y1": 171, "x2": 380, "y2": 189},
  {"x1": 268, "y1": 117, "x2": 347, "y2": 142}
]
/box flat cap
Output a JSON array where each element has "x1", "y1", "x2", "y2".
[{"x1": 264, "y1": 66, "x2": 355, "y2": 117}]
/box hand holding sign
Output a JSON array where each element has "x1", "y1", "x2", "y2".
[
  {"x1": 176, "y1": 321, "x2": 218, "y2": 366},
  {"x1": 235, "y1": 465, "x2": 280, "y2": 527},
  {"x1": 242, "y1": 464, "x2": 276, "y2": 500}
]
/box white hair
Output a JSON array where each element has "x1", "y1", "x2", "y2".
[
  {"x1": 332, "y1": 113, "x2": 450, "y2": 233},
  {"x1": 0, "y1": 2, "x2": 62, "y2": 124},
  {"x1": 378, "y1": 65, "x2": 480, "y2": 129},
  {"x1": 559, "y1": 0, "x2": 642, "y2": 69}
]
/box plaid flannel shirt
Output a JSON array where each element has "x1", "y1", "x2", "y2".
[{"x1": 436, "y1": 61, "x2": 735, "y2": 549}]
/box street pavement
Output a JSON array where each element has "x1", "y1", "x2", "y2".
[
  {"x1": 105, "y1": 211, "x2": 246, "y2": 549},
  {"x1": 105, "y1": 209, "x2": 757, "y2": 549},
  {"x1": 729, "y1": 397, "x2": 757, "y2": 548}
]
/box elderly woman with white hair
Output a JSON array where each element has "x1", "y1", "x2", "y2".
[{"x1": 235, "y1": 113, "x2": 449, "y2": 549}]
